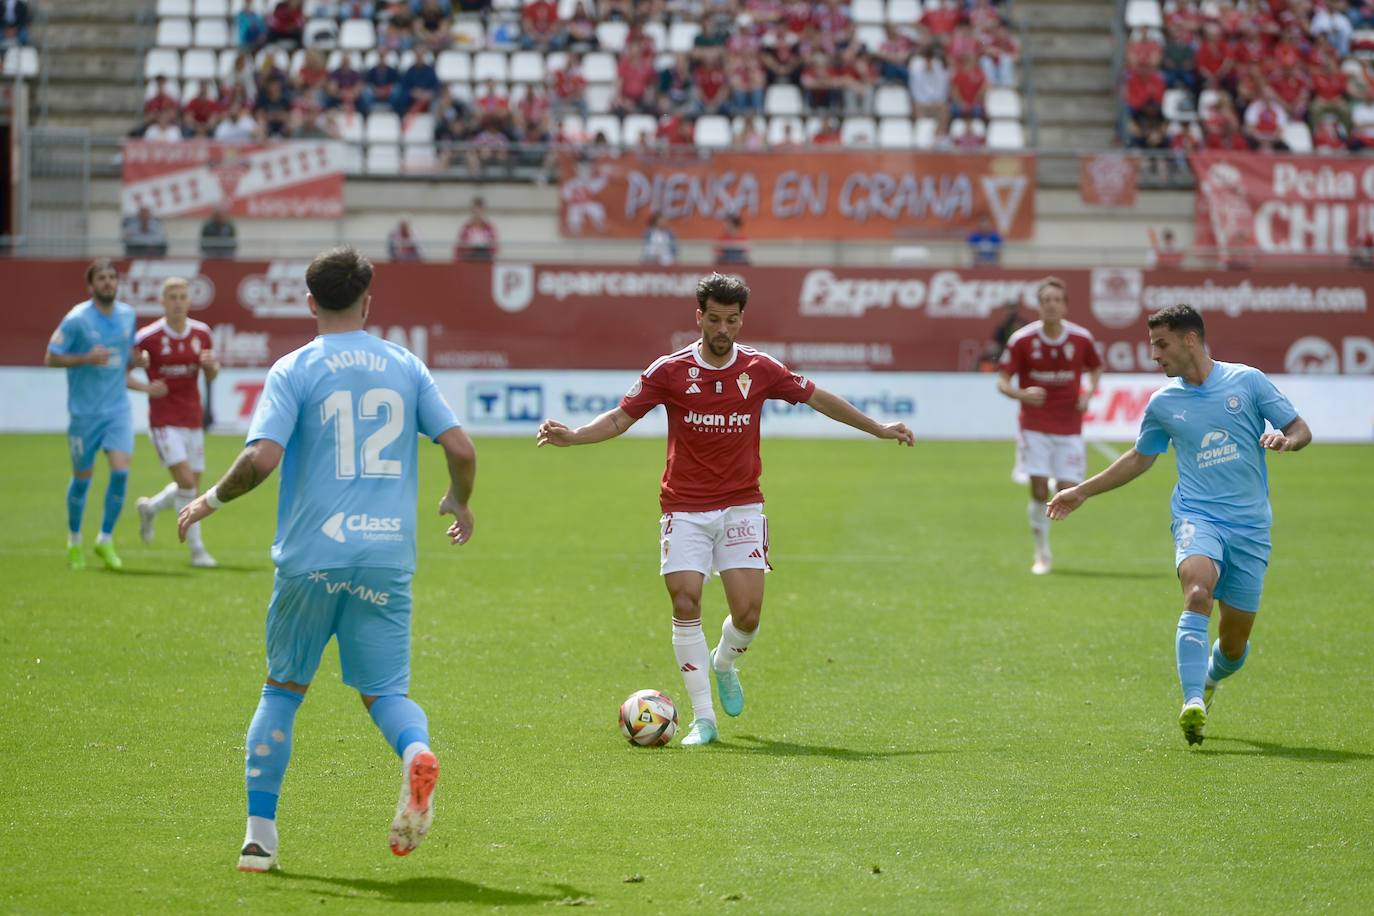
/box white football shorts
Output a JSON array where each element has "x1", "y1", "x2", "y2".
[
  {"x1": 1016, "y1": 429, "x2": 1086, "y2": 483},
  {"x1": 150, "y1": 426, "x2": 205, "y2": 472},
  {"x1": 659, "y1": 503, "x2": 770, "y2": 577}
]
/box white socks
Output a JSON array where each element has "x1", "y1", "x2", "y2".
[
  {"x1": 714, "y1": 616, "x2": 757, "y2": 671},
  {"x1": 1027, "y1": 498, "x2": 1050, "y2": 557},
  {"x1": 671, "y1": 617, "x2": 714, "y2": 724},
  {"x1": 146, "y1": 481, "x2": 178, "y2": 513},
  {"x1": 175, "y1": 487, "x2": 204, "y2": 551},
  {"x1": 244, "y1": 815, "x2": 278, "y2": 853}
]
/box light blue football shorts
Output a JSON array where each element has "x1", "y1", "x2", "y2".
[
  {"x1": 264, "y1": 566, "x2": 415, "y2": 695},
  {"x1": 1171, "y1": 516, "x2": 1271, "y2": 613},
  {"x1": 67, "y1": 412, "x2": 134, "y2": 472}
]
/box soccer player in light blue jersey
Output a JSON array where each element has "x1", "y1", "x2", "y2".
[
  {"x1": 1047, "y1": 304, "x2": 1310, "y2": 746},
  {"x1": 176, "y1": 247, "x2": 477, "y2": 871},
  {"x1": 45, "y1": 258, "x2": 159, "y2": 571}
]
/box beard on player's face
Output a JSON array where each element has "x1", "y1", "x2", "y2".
[{"x1": 704, "y1": 331, "x2": 733, "y2": 356}]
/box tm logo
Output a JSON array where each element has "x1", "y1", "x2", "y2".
[
  {"x1": 322, "y1": 512, "x2": 346, "y2": 543},
  {"x1": 467, "y1": 383, "x2": 543, "y2": 422},
  {"x1": 1200, "y1": 430, "x2": 1230, "y2": 449}
]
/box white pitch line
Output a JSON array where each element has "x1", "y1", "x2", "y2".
[{"x1": 1090, "y1": 440, "x2": 1123, "y2": 461}]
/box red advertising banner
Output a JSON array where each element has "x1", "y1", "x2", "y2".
[
  {"x1": 1191, "y1": 152, "x2": 1374, "y2": 261},
  {"x1": 5, "y1": 260, "x2": 1372, "y2": 375},
  {"x1": 121, "y1": 141, "x2": 346, "y2": 219},
  {"x1": 558, "y1": 150, "x2": 1036, "y2": 240},
  {"x1": 1079, "y1": 153, "x2": 1137, "y2": 207}
]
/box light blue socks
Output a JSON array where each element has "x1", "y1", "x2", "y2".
[
  {"x1": 100, "y1": 469, "x2": 128, "y2": 536},
  {"x1": 1175, "y1": 611, "x2": 1210, "y2": 704},
  {"x1": 67, "y1": 476, "x2": 91, "y2": 536},
  {"x1": 245, "y1": 685, "x2": 304, "y2": 820},
  {"x1": 1208, "y1": 638, "x2": 1249, "y2": 683},
  {"x1": 368, "y1": 694, "x2": 430, "y2": 758}
]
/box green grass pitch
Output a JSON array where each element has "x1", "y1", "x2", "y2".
[{"x1": 2, "y1": 434, "x2": 1372, "y2": 913}]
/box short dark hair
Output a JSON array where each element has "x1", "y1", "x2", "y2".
[
  {"x1": 1147, "y1": 303, "x2": 1206, "y2": 341},
  {"x1": 305, "y1": 246, "x2": 374, "y2": 312},
  {"x1": 86, "y1": 258, "x2": 117, "y2": 284},
  {"x1": 696, "y1": 272, "x2": 749, "y2": 311},
  {"x1": 1037, "y1": 276, "x2": 1066, "y2": 302}
]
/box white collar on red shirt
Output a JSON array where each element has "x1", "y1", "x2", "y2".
[
  {"x1": 1034, "y1": 321, "x2": 1070, "y2": 346},
  {"x1": 154, "y1": 317, "x2": 197, "y2": 341},
  {"x1": 691, "y1": 341, "x2": 738, "y2": 370}
]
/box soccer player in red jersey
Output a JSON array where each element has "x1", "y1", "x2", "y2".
[
  {"x1": 131, "y1": 277, "x2": 221, "y2": 567},
  {"x1": 537, "y1": 273, "x2": 914, "y2": 746},
  {"x1": 996, "y1": 276, "x2": 1102, "y2": 575}
]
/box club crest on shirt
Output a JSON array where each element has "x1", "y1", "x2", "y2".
[
  {"x1": 688, "y1": 366, "x2": 700, "y2": 379},
  {"x1": 736, "y1": 372, "x2": 752, "y2": 398},
  {"x1": 626, "y1": 379, "x2": 642, "y2": 398},
  {"x1": 1225, "y1": 394, "x2": 1243, "y2": 414}
]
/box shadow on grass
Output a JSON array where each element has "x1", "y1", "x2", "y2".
[
  {"x1": 1197, "y1": 736, "x2": 1374, "y2": 763},
  {"x1": 1046, "y1": 567, "x2": 1161, "y2": 581},
  {"x1": 194, "y1": 563, "x2": 268, "y2": 573},
  {"x1": 712, "y1": 734, "x2": 966, "y2": 760},
  {"x1": 103, "y1": 568, "x2": 191, "y2": 578},
  {"x1": 271, "y1": 872, "x2": 591, "y2": 906}
]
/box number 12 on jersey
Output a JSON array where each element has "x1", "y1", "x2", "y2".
[{"x1": 321, "y1": 387, "x2": 404, "y2": 479}]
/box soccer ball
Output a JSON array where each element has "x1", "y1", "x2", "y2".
[{"x1": 618, "y1": 689, "x2": 678, "y2": 747}]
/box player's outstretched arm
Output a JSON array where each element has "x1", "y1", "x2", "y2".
[
  {"x1": 177, "y1": 439, "x2": 284, "y2": 541},
  {"x1": 125, "y1": 368, "x2": 168, "y2": 398},
  {"x1": 806, "y1": 386, "x2": 915, "y2": 445},
  {"x1": 436, "y1": 426, "x2": 477, "y2": 546},
  {"x1": 1260, "y1": 416, "x2": 1312, "y2": 452},
  {"x1": 536, "y1": 408, "x2": 638, "y2": 447},
  {"x1": 1047, "y1": 447, "x2": 1157, "y2": 520}
]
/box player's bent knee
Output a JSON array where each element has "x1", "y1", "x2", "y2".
[{"x1": 1183, "y1": 583, "x2": 1215, "y2": 611}]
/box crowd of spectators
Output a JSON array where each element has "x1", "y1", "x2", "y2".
[
  {"x1": 1123, "y1": 0, "x2": 1374, "y2": 159},
  {"x1": 136, "y1": 0, "x2": 1018, "y2": 157}
]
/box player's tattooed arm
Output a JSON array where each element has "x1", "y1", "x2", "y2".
[
  {"x1": 537, "y1": 408, "x2": 638, "y2": 447},
  {"x1": 216, "y1": 440, "x2": 285, "y2": 503}
]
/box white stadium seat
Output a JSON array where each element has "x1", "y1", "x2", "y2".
[
  {"x1": 842, "y1": 116, "x2": 877, "y2": 146},
  {"x1": 622, "y1": 114, "x2": 658, "y2": 146},
  {"x1": 157, "y1": 18, "x2": 193, "y2": 49},
  {"x1": 878, "y1": 117, "x2": 914, "y2": 148},
  {"x1": 560, "y1": 114, "x2": 586, "y2": 142},
  {"x1": 586, "y1": 114, "x2": 624, "y2": 146},
  {"x1": 913, "y1": 116, "x2": 939, "y2": 148},
  {"x1": 1283, "y1": 121, "x2": 1313, "y2": 153},
  {"x1": 473, "y1": 51, "x2": 509, "y2": 83},
  {"x1": 509, "y1": 51, "x2": 545, "y2": 83},
  {"x1": 874, "y1": 84, "x2": 913, "y2": 117},
  {"x1": 584, "y1": 83, "x2": 616, "y2": 114},
  {"x1": 986, "y1": 87, "x2": 1023, "y2": 120},
  {"x1": 436, "y1": 50, "x2": 472, "y2": 82},
  {"x1": 181, "y1": 48, "x2": 218, "y2": 81},
  {"x1": 851, "y1": 0, "x2": 885, "y2": 24},
  {"x1": 402, "y1": 113, "x2": 436, "y2": 144},
  {"x1": 767, "y1": 115, "x2": 804, "y2": 144},
  {"x1": 451, "y1": 19, "x2": 485, "y2": 49},
  {"x1": 857, "y1": 25, "x2": 887, "y2": 53},
  {"x1": 305, "y1": 18, "x2": 339, "y2": 49},
  {"x1": 366, "y1": 111, "x2": 401, "y2": 142},
  {"x1": 596, "y1": 21, "x2": 629, "y2": 52},
  {"x1": 582, "y1": 52, "x2": 617, "y2": 83},
  {"x1": 668, "y1": 21, "x2": 701, "y2": 53},
  {"x1": 337, "y1": 109, "x2": 365, "y2": 143},
  {"x1": 157, "y1": 0, "x2": 192, "y2": 16},
  {"x1": 403, "y1": 145, "x2": 438, "y2": 173},
  {"x1": 765, "y1": 84, "x2": 803, "y2": 116},
  {"x1": 888, "y1": 0, "x2": 921, "y2": 23},
  {"x1": 145, "y1": 48, "x2": 182, "y2": 79},
  {"x1": 193, "y1": 18, "x2": 230, "y2": 48},
  {"x1": 694, "y1": 115, "x2": 732, "y2": 148},
  {"x1": 642, "y1": 21, "x2": 667, "y2": 53},
  {"x1": 1124, "y1": 0, "x2": 1163, "y2": 28},
  {"x1": 193, "y1": 0, "x2": 229, "y2": 16},
  {"x1": 1, "y1": 45, "x2": 38, "y2": 77},
  {"x1": 987, "y1": 119, "x2": 1025, "y2": 149},
  {"x1": 339, "y1": 19, "x2": 376, "y2": 50},
  {"x1": 1161, "y1": 88, "x2": 1196, "y2": 122}
]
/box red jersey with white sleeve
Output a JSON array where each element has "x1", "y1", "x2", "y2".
[
  {"x1": 135, "y1": 318, "x2": 213, "y2": 428},
  {"x1": 999, "y1": 319, "x2": 1102, "y2": 435},
  {"x1": 619, "y1": 343, "x2": 816, "y2": 513}
]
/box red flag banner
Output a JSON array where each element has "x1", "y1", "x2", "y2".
[
  {"x1": 121, "y1": 141, "x2": 346, "y2": 219},
  {"x1": 1079, "y1": 153, "x2": 1137, "y2": 207},
  {"x1": 1191, "y1": 152, "x2": 1374, "y2": 262},
  {"x1": 558, "y1": 150, "x2": 1036, "y2": 240}
]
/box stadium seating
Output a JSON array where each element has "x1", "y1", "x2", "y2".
[{"x1": 141, "y1": 0, "x2": 1029, "y2": 171}]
